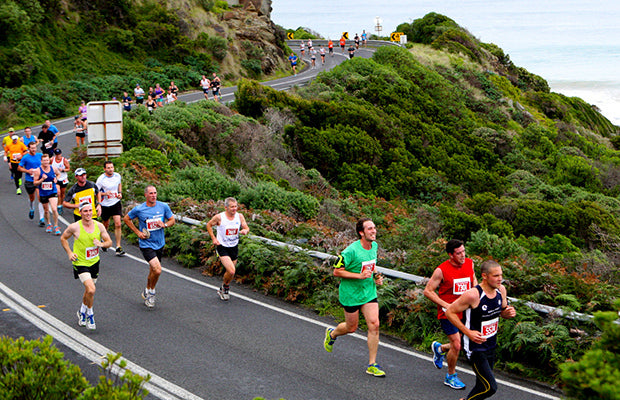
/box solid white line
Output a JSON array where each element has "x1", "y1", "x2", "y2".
[{"x1": 0, "y1": 282, "x2": 203, "y2": 400}]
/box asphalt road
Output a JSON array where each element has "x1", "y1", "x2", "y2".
[{"x1": 0, "y1": 45, "x2": 562, "y2": 400}]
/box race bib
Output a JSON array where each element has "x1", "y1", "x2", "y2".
[
  {"x1": 78, "y1": 195, "x2": 92, "y2": 206},
  {"x1": 481, "y1": 318, "x2": 499, "y2": 339},
  {"x1": 45, "y1": 142, "x2": 52, "y2": 148},
  {"x1": 85, "y1": 246, "x2": 99, "y2": 260},
  {"x1": 62, "y1": 178, "x2": 68, "y2": 185},
  {"x1": 11, "y1": 153, "x2": 19, "y2": 161},
  {"x1": 146, "y1": 217, "x2": 162, "y2": 231},
  {"x1": 225, "y1": 228, "x2": 238, "y2": 236},
  {"x1": 361, "y1": 259, "x2": 376, "y2": 273},
  {"x1": 452, "y1": 277, "x2": 471, "y2": 295},
  {"x1": 41, "y1": 182, "x2": 53, "y2": 191}
]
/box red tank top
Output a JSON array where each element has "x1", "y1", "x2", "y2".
[{"x1": 436, "y1": 258, "x2": 475, "y2": 319}]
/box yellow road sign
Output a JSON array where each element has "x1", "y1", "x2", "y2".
[
  {"x1": 342, "y1": 32, "x2": 349, "y2": 40},
  {"x1": 390, "y1": 32, "x2": 403, "y2": 42},
  {"x1": 287, "y1": 32, "x2": 294, "y2": 40}
]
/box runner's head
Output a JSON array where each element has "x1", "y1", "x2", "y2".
[
  {"x1": 104, "y1": 160, "x2": 114, "y2": 176},
  {"x1": 11, "y1": 134, "x2": 18, "y2": 142},
  {"x1": 78, "y1": 201, "x2": 93, "y2": 220},
  {"x1": 54, "y1": 148, "x2": 62, "y2": 160},
  {"x1": 145, "y1": 185, "x2": 157, "y2": 204},
  {"x1": 24, "y1": 127, "x2": 31, "y2": 136},
  {"x1": 480, "y1": 259, "x2": 502, "y2": 288},
  {"x1": 75, "y1": 167, "x2": 87, "y2": 184},
  {"x1": 446, "y1": 239, "x2": 466, "y2": 266},
  {"x1": 356, "y1": 218, "x2": 376, "y2": 242},
  {"x1": 27, "y1": 141, "x2": 37, "y2": 154},
  {"x1": 41, "y1": 152, "x2": 50, "y2": 166},
  {"x1": 224, "y1": 197, "x2": 238, "y2": 214}
]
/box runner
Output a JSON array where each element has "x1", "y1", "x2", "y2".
[
  {"x1": 78, "y1": 101, "x2": 88, "y2": 130},
  {"x1": 339, "y1": 36, "x2": 346, "y2": 53},
  {"x1": 17, "y1": 142, "x2": 44, "y2": 224},
  {"x1": 22, "y1": 126, "x2": 39, "y2": 148},
  {"x1": 121, "y1": 91, "x2": 133, "y2": 112},
  {"x1": 4, "y1": 134, "x2": 27, "y2": 195},
  {"x1": 60, "y1": 201, "x2": 113, "y2": 331},
  {"x1": 307, "y1": 38, "x2": 313, "y2": 51},
  {"x1": 211, "y1": 73, "x2": 221, "y2": 102},
  {"x1": 145, "y1": 95, "x2": 156, "y2": 114},
  {"x1": 96, "y1": 161, "x2": 125, "y2": 256},
  {"x1": 51, "y1": 148, "x2": 70, "y2": 215},
  {"x1": 63, "y1": 167, "x2": 101, "y2": 222},
  {"x1": 74, "y1": 116, "x2": 86, "y2": 146},
  {"x1": 423, "y1": 239, "x2": 477, "y2": 390},
  {"x1": 319, "y1": 45, "x2": 326, "y2": 65},
  {"x1": 299, "y1": 41, "x2": 305, "y2": 56},
  {"x1": 33, "y1": 153, "x2": 61, "y2": 235},
  {"x1": 288, "y1": 52, "x2": 298, "y2": 76},
  {"x1": 154, "y1": 83, "x2": 165, "y2": 108},
  {"x1": 361, "y1": 30, "x2": 368, "y2": 47},
  {"x1": 348, "y1": 44, "x2": 356, "y2": 59},
  {"x1": 323, "y1": 218, "x2": 386, "y2": 377},
  {"x1": 446, "y1": 260, "x2": 516, "y2": 400},
  {"x1": 206, "y1": 197, "x2": 250, "y2": 301},
  {"x1": 200, "y1": 75, "x2": 211, "y2": 100},
  {"x1": 134, "y1": 84, "x2": 145, "y2": 105},
  {"x1": 310, "y1": 48, "x2": 317, "y2": 69},
  {"x1": 2, "y1": 128, "x2": 14, "y2": 180},
  {"x1": 123, "y1": 185, "x2": 175, "y2": 308},
  {"x1": 38, "y1": 124, "x2": 57, "y2": 156},
  {"x1": 354, "y1": 33, "x2": 360, "y2": 49},
  {"x1": 328, "y1": 39, "x2": 334, "y2": 57}
]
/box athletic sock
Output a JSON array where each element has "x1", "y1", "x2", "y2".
[
  {"x1": 38, "y1": 203, "x2": 44, "y2": 218},
  {"x1": 80, "y1": 303, "x2": 88, "y2": 313}
]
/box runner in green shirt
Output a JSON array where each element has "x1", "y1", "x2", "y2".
[{"x1": 323, "y1": 218, "x2": 386, "y2": 377}]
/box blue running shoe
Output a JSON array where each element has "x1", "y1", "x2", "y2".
[
  {"x1": 28, "y1": 209, "x2": 34, "y2": 219},
  {"x1": 432, "y1": 341, "x2": 445, "y2": 369},
  {"x1": 444, "y1": 373, "x2": 466, "y2": 390},
  {"x1": 77, "y1": 310, "x2": 86, "y2": 327},
  {"x1": 39, "y1": 218, "x2": 45, "y2": 227}
]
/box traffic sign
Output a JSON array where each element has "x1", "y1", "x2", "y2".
[
  {"x1": 287, "y1": 32, "x2": 294, "y2": 40},
  {"x1": 342, "y1": 32, "x2": 349, "y2": 40},
  {"x1": 390, "y1": 32, "x2": 403, "y2": 42}
]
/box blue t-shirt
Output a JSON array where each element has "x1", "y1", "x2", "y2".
[
  {"x1": 19, "y1": 153, "x2": 42, "y2": 182},
  {"x1": 22, "y1": 136, "x2": 37, "y2": 147},
  {"x1": 127, "y1": 201, "x2": 173, "y2": 250},
  {"x1": 48, "y1": 124, "x2": 59, "y2": 143}
]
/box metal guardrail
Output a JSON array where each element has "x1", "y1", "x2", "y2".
[{"x1": 174, "y1": 214, "x2": 613, "y2": 323}]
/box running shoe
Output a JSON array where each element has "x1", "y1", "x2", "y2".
[
  {"x1": 444, "y1": 373, "x2": 466, "y2": 390},
  {"x1": 29, "y1": 209, "x2": 34, "y2": 219},
  {"x1": 142, "y1": 289, "x2": 155, "y2": 308},
  {"x1": 217, "y1": 286, "x2": 230, "y2": 301},
  {"x1": 324, "y1": 327, "x2": 336, "y2": 352},
  {"x1": 366, "y1": 363, "x2": 386, "y2": 377},
  {"x1": 53, "y1": 226, "x2": 61, "y2": 236},
  {"x1": 86, "y1": 314, "x2": 96, "y2": 330},
  {"x1": 57, "y1": 205, "x2": 63, "y2": 215},
  {"x1": 16, "y1": 188, "x2": 21, "y2": 195},
  {"x1": 432, "y1": 341, "x2": 445, "y2": 369},
  {"x1": 39, "y1": 218, "x2": 45, "y2": 227},
  {"x1": 77, "y1": 310, "x2": 86, "y2": 327},
  {"x1": 115, "y1": 246, "x2": 126, "y2": 256},
  {"x1": 45, "y1": 224, "x2": 52, "y2": 233}
]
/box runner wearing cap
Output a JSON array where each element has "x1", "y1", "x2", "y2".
[
  {"x1": 51, "y1": 148, "x2": 70, "y2": 215},
  {"x1": 60, "y1": 201, "x2": 112, "y2": 330},
  {"x1": 33, "y1": 153, "x2": 62, "y2": 235},
  {"x1": 63, "y1": 168, "x2": 101, "y2": 222},
  {"x1": 17, "y1": 141, "x2": 44, "y2": 222},
  {"x1": 4, "y1": 134, "x2": 27, "y2": 195},
  {"x1": 3, "y1": 127, "x2": 15, "y2": 180}
]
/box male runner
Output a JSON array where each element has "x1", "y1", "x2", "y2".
[
  {"x1": 63, "y1": 168, "x2": 101, "y2": 222},
  {"x1": 328, "y1": 39, "x2": 334, "y2": 57},
  {"x1": 423, "y1": 239, "x2": 477, "y2": 390},
  {"x1": 206, "y1": 197, "x2": 249, "y2": 301},
  {"x1": 123, "y1": 185, "x2": 175, "y2": 308},
  {"x1": 22, "y1": 126, "x2": 39, "y2": 147},
  {"x1": 446, "y1": 260, "x2": 516, "y2": 400},
  {"x1": 51, "y1": 148, "x2": 70, "y2": 215},
  {"x1": 323, "y1": 218, "x2": 386, "y2": 377},
  {"x1": 17, "y1": 142, "x2": 44, "y2": 223},
  {"x1": 134, "y1": 84, "x2": 145, "y2": 105},
  {"x1": 288, "y1": 53, "x2": 298, "y2": 76},
  {"x1": 200, "y1": 75, "x2": 211, "y2": 100},
  {"x1": 96, "y1": 161, "x2": 125, "y2": 256},
  {"x1": 61, "y1": 202, "x2": 112, "y2": 330},
  {"x1": 211, "y1": 73, "x2": 221, "y2": 102},
  {"x1": 4, "y1": 134, "x2": 27, "y2": 195}
]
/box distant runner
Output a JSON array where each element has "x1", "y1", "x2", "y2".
[{"x1": 289, "y1": 52, "x2": 298, "y2": 76}]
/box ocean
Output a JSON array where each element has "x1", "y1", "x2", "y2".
[{"x1": 271, "y1": 0, "x2": 620, "y2": 126}]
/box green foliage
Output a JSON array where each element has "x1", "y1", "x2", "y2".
[
  {"x1": 397, "y1": 12, "x2": 459, "y2": 44},
  {"x1": 560, "y1": 300, "x2": 620, "y2": 399},
  {"x1": 238, "y1": 181, "x2": 320, "y2": 220},
  {"x1": 0, "y1": 337, "x2": 149, "y2": 399},
  {"x1": 159, "y1": 165, "x2": 241, "y2": 203}
]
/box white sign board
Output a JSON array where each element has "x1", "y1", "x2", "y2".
[{"x1": 87, "y1": 101, "x2": 123, "y2": 143}]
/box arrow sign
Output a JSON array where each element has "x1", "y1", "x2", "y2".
[
  {"x1": 390, "y1": 32, "x2": 403, "y2": 42},
  {"x1": 342, "y1": 32, "x2": 349, "y2": 40}
]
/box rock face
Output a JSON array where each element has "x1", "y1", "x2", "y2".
[{"x1": 226, "y1": 0, "x2": 272, "y2": 17}]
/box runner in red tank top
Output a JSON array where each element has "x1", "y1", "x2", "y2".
[{"x1": 424, "y1": 239, "x2": 477, "y2": 390}]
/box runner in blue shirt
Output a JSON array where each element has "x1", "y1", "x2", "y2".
[
  {"x1": 123, "y1": 185, "x2": 175, "y2": 308},
  {"x1": 17, "y1": 142, "x2": 44, "y2": 222}
]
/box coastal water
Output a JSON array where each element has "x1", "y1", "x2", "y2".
[{"x1": 271, "y1": 0, "x2": 620, "y2": 125}]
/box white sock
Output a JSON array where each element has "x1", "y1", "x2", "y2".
[
  {"x1": 38, "y1": 203, "x2": 44, "y2": 219},
  {"x1": 80, "y1": 303, "x2": 87, "y2": 313}
]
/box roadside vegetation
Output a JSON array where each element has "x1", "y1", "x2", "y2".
[{"x1": 1, "y1": 3, "x2": 618, "y2": 397}]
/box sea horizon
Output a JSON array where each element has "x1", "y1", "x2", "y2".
[{"x1": 271, "y1": 0, "x2": 620, "y2": 126}]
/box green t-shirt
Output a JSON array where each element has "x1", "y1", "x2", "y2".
[
  {"x1": 336, "y1": 240, "x2": 378, "y2": 307},
  {"x1": 72, "y1": 220, "x2": 101, "y2": 267}
]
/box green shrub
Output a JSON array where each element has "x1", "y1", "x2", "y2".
[{"x1": 159, "y1": 165, "x2": 241, "y2": 202}]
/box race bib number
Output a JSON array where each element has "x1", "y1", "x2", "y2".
[
  {"x1": 45, "y1": 142, "x2": 52, "y2": 148},
  {"x1": 481, "y1": 318, "x2": 499, "y2": 339},
  {"x1": 225, "y1": 228, "x2": 238, "y2": 236},
  {"x1": 452, "y1": 277, "x2": 471, "y2": 295},
  {"x1": 41, "y1": 182, "x2": 53, "y2": 191},
  {"x1": 11, "y1": 153, "x2": 19, "y2": 161},
  {"x1": 78, "y1": 195, "x2": 92, "y2": 206},
  {"x1": 146, "y1": 217, "x2": 162, "y2": 231},
  {"x1": 62, "y1": 178, "x2": 69, "y2": 185},
  {"x1": 85, "y1": 246, "x2": 99, "y2": 260},
  {"x1": 361, "y1": 259, "x2": 376, "y2": 273}
]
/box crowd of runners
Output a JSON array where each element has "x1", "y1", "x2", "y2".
[{"x1": 288, "y1": 32, "x2": 370, "y2": 74}]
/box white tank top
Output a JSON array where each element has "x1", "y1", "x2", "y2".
[
  {"x1": 216, "y1": 212, "x2": 241, "y2": 248},
  {"x1": 51, "y1": 157, "x2": 68, "y2": 184}
]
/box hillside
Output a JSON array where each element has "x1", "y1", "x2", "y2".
[{"x1": 0, "y1": 0, "x2": 288, "y2": 127}]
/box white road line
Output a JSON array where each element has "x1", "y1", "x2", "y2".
[{"x1": 0, "y1": 282, "x2": 203, "y2": 400}]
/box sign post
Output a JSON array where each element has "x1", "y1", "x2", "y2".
[{"x1": 86, "y1": 101, "x2": 123, "y2": 159}]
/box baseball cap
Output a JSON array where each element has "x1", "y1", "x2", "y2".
[
  {"x1": 74, "y1": 168, "x2": 87, "y2": 176},
  {"x1": 54, "y1": 148, "x2": 62, "y2": 154},
  {"x1": 8, "y1": 127, "x2": 14, "y2": 132},
  {"x1": 11, "y1": 135, "x2": 18, "y2": 140}
]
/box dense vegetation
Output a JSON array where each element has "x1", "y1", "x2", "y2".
[
  {"x1": 4, "y1": 4, "x2": 619, "y2": 396},
  {"x1": 0, "y1": 0, "x2": 288, "y2": 128}
]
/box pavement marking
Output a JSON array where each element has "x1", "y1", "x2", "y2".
[{"x1": 0, "y1": 282, "x2": 203, "y2": 400}]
